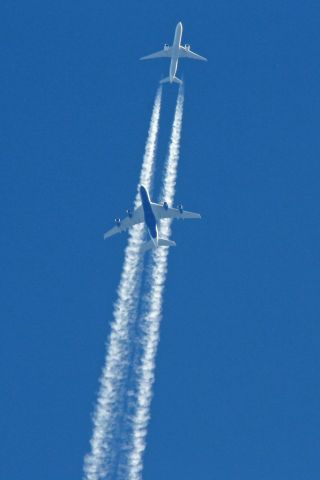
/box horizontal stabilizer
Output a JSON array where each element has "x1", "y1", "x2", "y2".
[
  {"x1": 160, "y1": 76, "x2": 183, "y2": 85},
  {"x1": 141, "y1": 238, "x2": 176, "y2": 254},
  {"x1": 158, "y1": 238, "x2": 176, "y2": 248}
]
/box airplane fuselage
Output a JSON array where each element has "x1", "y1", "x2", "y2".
[
  {"x1": 140, "y1": 185, "x2": 158, "y2": 246},
  {"x1": 169, "y1": 22, "x2": 183, "y2": 82}
]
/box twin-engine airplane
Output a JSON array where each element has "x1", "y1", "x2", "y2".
[
  {"x1": 104, "y1": 185, "x2": 201, "y2": 253},
  {"x1": 140, "y1": 22, "x2": 207, "y2": 85}
]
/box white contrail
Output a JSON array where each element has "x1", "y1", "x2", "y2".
[
  {"x1": 126, "y1": 85, "x2": 184, "y2": 480},
  {"x1": 83, "y1": 86, "x2": 162, "y2": 480}
]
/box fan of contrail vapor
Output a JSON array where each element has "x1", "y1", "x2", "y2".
[
  {"x1": 83, "y1": 86, "x2": 162, "y2": 480},
  {"x1": 126, "y1": 85, "x2": 184, "y2": 480}
]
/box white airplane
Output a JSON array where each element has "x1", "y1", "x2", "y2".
[
  {"x1": 104, "y1": 185, "x2": 201, "y2": 253},
  {"x1": 140, "y1": 22, "x2": 207, "y2": 85}
]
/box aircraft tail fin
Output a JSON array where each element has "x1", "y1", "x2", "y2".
[
  {"x1": 141, "y1": 238, "x2": 176, "y2": 254},
  {"x1": 160, "y1": 76, "x2": 183, "y2": 85}
]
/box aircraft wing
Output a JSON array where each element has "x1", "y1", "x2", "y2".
[
  {"x1": 104, "y1": 205, "x2": 144, "y2": 239},
  {"x1": 179, "y1": 46, "x2": 207, "y2": 61},
  {"x1": 140, "y1": 47, "x2": 173, "y2": 60},
  {"x1": 151, "y1": 203, "x2": 201, "y2": 221}
]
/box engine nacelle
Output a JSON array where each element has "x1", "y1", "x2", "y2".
[
  {"x1": 164, "y1": 43, "x2": 170, "y2": 51},
  {"x1": 126, "y1": 209, "x2": 133, "y2": 218},
  {"x1": 115, "y1": 218, "x2": 121, "y2": 227},
  {"x1": 184, "y1": 44, "x2": 191, "y2": 50},
  {"x1": 163, "y1": 201, "x2": 169, "y2": 210},
  {"x1": 177, "y1": 204, "x2": 183, "y2": 214}
]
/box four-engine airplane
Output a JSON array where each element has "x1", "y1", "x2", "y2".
[
  {"x1": 140, "y1": 22, "x2": 207, "y2": 85},
  {"x1": 104, "y1": 185, "x2": 201, "y2": 253}
]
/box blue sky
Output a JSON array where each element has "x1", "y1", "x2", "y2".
[{"x1": 2, "y1": 1, "x2": 320, "y2": 479}]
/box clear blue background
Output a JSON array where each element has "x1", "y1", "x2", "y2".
[{"x1": 2, "y1": 1, "x2": 320, "y2": 479}]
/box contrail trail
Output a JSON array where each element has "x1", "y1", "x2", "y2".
[
  {"x1": 83, "y1": 86, "x2": 162, "y2": 480},
  {"x1": 125, "y1": 85, "x2": 184, "y2": 480}
]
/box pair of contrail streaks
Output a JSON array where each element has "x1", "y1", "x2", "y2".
[
  {"x1": 125, "y1": 86, "x2": 184, "y2": 480},
  {"x1": 83, "y1": 87, "x2": 162, "y2": 480}
]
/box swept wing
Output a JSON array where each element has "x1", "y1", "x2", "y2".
[
  {"x1": 140, "y1": 47, "x2": 173, "y2": 60},
  {"x1": 179, "y1": 46, "x2": 207, "y2": 61},
  {"x1": 104, "y1": 206, "x2": 144, "y2": 239},
  {"x1": 151, "y1": 203, "x2": 201, "y2": 220}
]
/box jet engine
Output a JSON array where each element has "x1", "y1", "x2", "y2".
[
  {"x1": 177, "y1": 204, "x2": 183, "y2": 214},
  {"x1": 164, "y1": 43, "x2": 170, "y2": 50},
  {"x1": 184, "y1": 44, "x2": 191, "y2": 50},
  {"x1": 115, "y1": 218, "x2": 121, "y2": 227},
  {"x1": 163, "y1": 201, "x2": 169, "y2": 210},
  {"x1": 126, "y1": 209, "x2": 133, "y2": 218}
]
